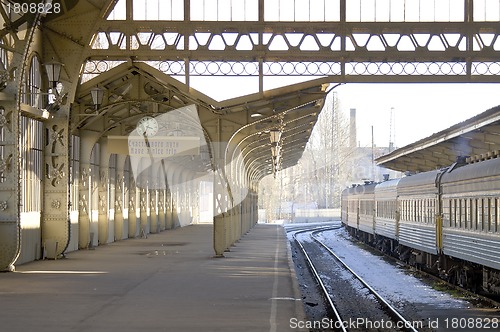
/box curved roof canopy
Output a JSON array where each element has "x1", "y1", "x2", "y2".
[
  {"x1": 74, "y1": 61, "x2": 329, "y2": 182},
  {"x1": 377, "y1": 105, "x2": 500, "y2": 173}
]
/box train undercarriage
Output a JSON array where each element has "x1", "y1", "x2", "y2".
[{"x1": 344, "y1": 225, "x2": 500, "y2": 297}]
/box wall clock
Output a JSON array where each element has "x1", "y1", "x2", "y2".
[{"x1": 136, "y1": 116, "x2": 158, "y2": 137}]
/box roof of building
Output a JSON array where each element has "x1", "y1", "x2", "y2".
[{"x1": 376, "y1": 105, "x2": 500, "y2": 172}]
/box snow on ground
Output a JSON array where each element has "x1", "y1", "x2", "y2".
[{"x1": 285, "y1": 222, "x2": 468, "y2": 310}]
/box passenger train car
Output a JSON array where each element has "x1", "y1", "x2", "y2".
[{"x1": 341, "y1": 157, "x2": 500, "y2": 295}]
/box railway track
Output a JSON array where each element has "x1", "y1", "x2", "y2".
[{"x1": 290, "y1": 224, "x2": 419, "y2": 332}]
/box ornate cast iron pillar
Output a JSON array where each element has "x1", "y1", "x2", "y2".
[
  {"x1": 97, "y1": 141, "x2": 112, "y2": 244},
  {"x1": 149, "y1": 165, "x2": 158, "y2": 233},
  {"x1": 42, "y1": 119, "x2": 71, "y2": 259},
  {"x1": 138, "y1": 159, "x2": 149, "y2": 236},
  {"x1": 158, "y1": 187, "x2": 166, "y2": 231},
  {"x1": 128, "y1": 167, "x2": 139, "y2": 238},
  {"x1": 0, "y1": 102, "x2": 19, "y2": 271},
  {"x1": 115, "y1": 154, "x2": 128, "y2": 240},
  {"x1": 78, "y1": 132, "x2": 100, "y2": 249},
  {"x1": 0, "y1": 11, "x2": 41, "y2": 270}
]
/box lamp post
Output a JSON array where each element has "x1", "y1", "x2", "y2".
[{"x1": 270, "y1": 129, "x2": 282, "y2": 178}]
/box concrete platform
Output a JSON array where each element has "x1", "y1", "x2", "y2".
[{"x1": 0, "y1": 224, "x2": 306, "y2": 332}]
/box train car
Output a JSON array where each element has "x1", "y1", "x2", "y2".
[
  {"x1": 344, "y1": 186, "x2": 361, "y2": 229},
  {"x1": 340, "y1": 160, "x2": 500, "y2": 295},
  {"x1": 374, "y1": 178, "x2": 400, "y2": 240},
  {"x1": 358, "y1": 183, "x2": 377, "y2": 235},
  {"x1": 396, "y1": 170, "x2": 445, "y2": 260},
  {"x1": 341, "y1": 188, "x2": 349, "y2": 225},
  {"x1": 441, "y1": 158, "x2": 500, "y2": 294},
  {"x1": 342, "y1": 183, "x2": 377, "y2": 242}
]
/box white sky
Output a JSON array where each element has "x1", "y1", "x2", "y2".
[
  {"x1": 189, "y1": 78, "x2": 499, "y2": 150},
  {"x1": 334, "y1": 83, "x2": 500, "y2": 149}
]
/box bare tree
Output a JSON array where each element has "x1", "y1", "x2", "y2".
[{"x1": 258, "y1": 90, "x2": 370, "y2": 220}]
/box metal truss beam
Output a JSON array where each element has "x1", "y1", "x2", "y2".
[{"x1": 85, "y1": 20, "x2": 500, "y2": 83}]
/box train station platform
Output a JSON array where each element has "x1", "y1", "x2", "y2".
[{"x1": 0, "y1": 224, "x2": 306, "y2": 332}]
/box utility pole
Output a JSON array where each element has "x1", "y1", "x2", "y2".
[
  {"x1": 389, "y1": 107, "x2": 395, "y2": 152},
  {"x1": 371, "y1": 125, "x2": 375, "y2": 181}
]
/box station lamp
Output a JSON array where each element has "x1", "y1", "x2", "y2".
[
  {"x1": 43, "y1": 61, "x2": 63, "y2": 88},
  {"x1": 269, "y1": 129, "x2": 281, "y2": 144},
  {"x1": 90, "y1": 87, "x2": 105, "y2": 110}
]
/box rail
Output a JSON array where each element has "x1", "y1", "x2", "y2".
[{"x1": 291, "y1": 224, "x2": 418, "y2": 332}]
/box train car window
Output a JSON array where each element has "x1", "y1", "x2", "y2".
[
  {"x1": 495, "y1": 198, "x2": 499, "y2": 233},
  {"x1": 464, "y1": 198, "x2": 472, "y2": 229},
  {"x1": 429, "y1": 199, "x2": 433, "y2": 224},
  {"x1": 429, "y1": 200, "x2": 431, "y2": 223},
  {"x1": 417, "y1": 200, "x2": 420, "y2": 223},
  {"x1": 462, "y1": 199, "x2": 466, "y2": 229},
  {"x1": 422, "y1": 200, "x2": 425, "y2": 223},
  {"x1": 472, "y1": 199, "x2": 477, "y2": 230},
  {"x1": 423, "y1": 200, "x2": 426, "y2": 223},
  {"x1": 464, "y1": 199, "x2": 470, "y2": 229},
  {"x1": 477, "y1": 199, "x2": 481, "y2": 231},
  {"x1": 493, "y1": 198, "x2": 498, "y2": 233},
  {"x1": 407, "y1": 200, "x2": 410, "y2": 222},
  {"x1": 482, "y1": 198, "x2": 487, "y2": 231},
  {"x1": 479, "y1": 198, "x2": 484, "y2": 232},
  {"x1": 450, "y1": 199, "x2": 455, "y2": 227},
  {"x1": 425, "y1": 199, "x2": 428, "y2": 224},
  {"x1": 408, "y1": 200, "x2": 411, "y2": 222},
  {"x1": 418, "y1": 200, "x2": 421, "y2": 223},
  {"x1": 412, "y1": 199, "x2": 415, "y2": 222},
  {"x1": 406, "y1": 200, "x2": 409, "y2": 221},
  {"x1": 485, "y1": 197, "x2": 491, "y2": 232},
  {"x1": 414, "y1": 200, "x2": 417, "y2": 222},
  {"x1": 423, "y1": 200, "x2": 425, "y2": 223},
  {"x1": 443, "y1": 199, "x2": 448, "y2": 226},
  {"x1": 429, "y1": 199, "x2": 432, "y2": 224},
  {"x1": 469, "y1": 199, "x2": 473, "y2": 230},
  {"x1": 428, "y1": 199, "x2": 432, "y2": 225},
  {"x1": 450, "y1": 199, "x2": 454, "y2": 227},
  {"x1": 478, "y1": 199, "x2": 482, "y2": 231}
]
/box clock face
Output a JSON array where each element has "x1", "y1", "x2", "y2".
[{"x1": 137, "y1": 116, "x2": 158, "y2": 137}]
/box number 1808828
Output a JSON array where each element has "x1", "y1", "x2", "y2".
[{"x1": 6, "y1": 2, "x2": 61, "y2": 15}]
